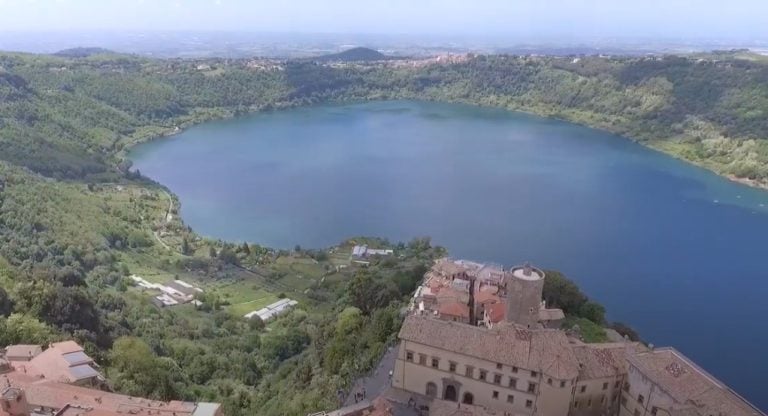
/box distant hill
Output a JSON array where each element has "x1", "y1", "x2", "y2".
[
  {"x1": 313, "y1": 47, "x2": 389, "y2": 62},
  {"x1": 53, "y1": 47, "x2": 115, "y2": 58}
]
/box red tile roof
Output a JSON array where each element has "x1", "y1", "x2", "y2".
[
  {"x1": 2, "y1": 371, "x2": 219, "y2": 416},
  {"x1": 15, "y1": 342, "x2": 99, "y2": 384},
  {"x1": 438, "y1": 301, "x2": 470, "y2": 319},
  {"x1": 485, "y1": 303, "x2": 505, "y2": 323},
  {"x1": 474, "y1": 290, "x2": 500, "y2": 305},
  {"x1": 628, "y1": 348, "x2": 763, "y2": 416}
]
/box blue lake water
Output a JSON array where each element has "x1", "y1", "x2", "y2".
[{"x1": 130, "y1": 101, "x2": 768, "y2": 409}]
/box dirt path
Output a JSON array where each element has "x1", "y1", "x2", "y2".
[{"x1": 153, "y1": 190, "x2": 174, "y2": 251}]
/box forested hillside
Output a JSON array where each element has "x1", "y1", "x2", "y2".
[
  {"x1": 0, "y1": 50, "x2": 767, "y2": 414},
  {"x1": 2, "y1": 51, "x2": 767, "y2": 182}
]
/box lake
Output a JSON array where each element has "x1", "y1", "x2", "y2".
[{"x1": 130, "y1": 101, "x2": 768, "y2": 409}]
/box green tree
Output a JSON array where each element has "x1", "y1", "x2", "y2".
[
  {"x1": 109, "y1": 336, "x2": 180, "y2": 400},
  {"x1": 0, "y1": 287, "x2": 13, "y2": 317},
  {"x1": 0, "y1": 313, "x2": 56, "y2": 345},
  {"x1": 542, "y1": 270, "x2": 588, "y2": 314},
  {"x1": 579, "y1": 301, "x2": 606, "y2": 325},
  {"x1": 335, "y1": 307, "x2": 363, "y2": 335}
]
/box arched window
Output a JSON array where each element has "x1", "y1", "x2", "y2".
[
  {"x1": 426, "y1": 382, "x2": 437, "y2": 398},
  {"x1": 462, "y1": 392, "x2": 474, "y2": 405},
  {"x1": 444, "y1": 385, "x2": 457, "y2": 402}
]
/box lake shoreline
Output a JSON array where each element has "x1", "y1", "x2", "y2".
[{"x1": 125, "y1": 98, "x2": 768, "y2": 205}]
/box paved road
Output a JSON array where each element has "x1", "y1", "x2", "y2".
[{"x1": 344, "y1": 343, "x2": 399, "y2": 406}]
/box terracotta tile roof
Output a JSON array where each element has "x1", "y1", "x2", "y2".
[
  {"x1": 435, "y1": 287, "x2": 469, "y2": 304},
  {"x1": 2, "y1": 371, "x2": 219, "y2": 416},
  {"x1": 433, "y1": 259, "x2": 465, "y2": 277},
  {"x1": 4, "y1": 345, "x2": 42, "y2": 361},
  {"x1": 429, "y1": 399, "x2": 501, "y2": 415},
  {"x1": 399, "y1": 315, "x2": 579, "y2": 380},
  {"x1": 51, "y1": 341, "x2": 84, "y2": 355},
  {"x1": 438, "y1": 301, "x2": 470, "y2": 319},
  {"x1": 21, "y1": 342, "x2": 100, "y2": 384},
  {"x1": 474, "y1": 290, "x2": 499, "y2": 305},
  {"x1": 485, "y1": 303, "x2": 505, "y2": 323},
  {"x1": 628, "y1": 348, "x2": 763, "y2": 416},
  {"x1": 572, "y1": 343, "x2": 631, "y2": 380}
]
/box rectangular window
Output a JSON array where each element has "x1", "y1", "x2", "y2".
[
  {"x1": 406, "y1": 351, "x2": 414, "y2": 362},
  {"x1": 587, "y1": 399, "x2": 592, "y2": 407},
  {"x1": 512, "y1": 366, "x2": 518, "y2": 373},
  {"x1": 492, "y1": 391, "x2": 499, "y2": 399},
  {"x1": 638, "y1": 394, "x2": 645, "y2": 405},
  {"x1": 601, "y1": 396, "x2": 606, "y2": 404},
  {"x1": 612, "y1": 393, "x2": 618, "y2": 403},
  {"x1": 525, "y1": 400, "x2": 533, "y2": 409},
  {"x1": 603, "y1": 382, "x2": 609, "y2": 390},
  {"x1": 449, "y1": 362, "x2": 457, "y2": 372},
  {"x1": 465, "y1": 366, "x2": 474, "y2": 378},
  {"x1": 527, "y1": 382, "x2": 537, "y2": 393},
  {"x1": 580, "y1": 385, "x2": 586, "y2": 393},
  {"x1": 615, "y1": 380, "x2": 621, "y2": 389},
  {"x1": 507, "y1": 394, "x2": 515, "y2": 403},
  {"x1": 431, "y1": 358, "x2": 439, "y2": 369},
  {"x1": 651, "y1": 407, "x2": 658, "y2": 416},
  {"x1": 547, "y1": 378, "x2": 553, "y2": 385},
  {"x1": 493, "y1": 373, "x2": 502, "y2": 384},
  {"x1": 496, "y1": 363, "x2": 503, "y2": 370},
  {"x1": 530, "y1": 371, "x2": 538, "y2": 378},
  {"x1": 479, "y1": 370, "x2": 487, "y2": 381},
  {"x1": 560, "y1": 380, "x2": 566, "y2": 388},
  {"x1": 574, "y1": 401, "x2": 579, "y2": 409},
  {"x1": 419, "y1": 354, "x2": 426, "y2": 365},
  {"x1": 509, "y1": 378, "x2": 517, "y2": 389}
]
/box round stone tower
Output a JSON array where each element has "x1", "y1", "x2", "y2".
[{"x1": 504, "y1": 263, "x2": 545, "y2": 328}]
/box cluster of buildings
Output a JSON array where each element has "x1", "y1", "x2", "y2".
[
  {"x1": 243, "y1": 298, "x2": 298, "y2": 321},
  {"x1": 129, "y1": 276, "x2": 204, "y2": 307},
  {"x1": 413, "y1": 259, "x2": 564, "y2": 329},
  {"x1": 386, "y1": 258, "x2": 763, "y2": 416},
  {"x1": 0, "y1": 341, "x2": 221, "y2": 416},
  {"x1": 352, "y1": 245, "x2": 394, "y2": 258}
]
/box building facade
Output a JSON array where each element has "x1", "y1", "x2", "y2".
[
  {"x1": 393, "y1": 315, "x2": 633, "y2": 416},
  {"x1": 619, "y1": 348, "x2": 762, "y2": 416}
]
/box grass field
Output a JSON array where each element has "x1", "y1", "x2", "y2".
[{"x1": 226, "y1": 295, "x2": 280, "y2": 317}]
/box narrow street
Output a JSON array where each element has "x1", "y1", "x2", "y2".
[{"x1": 344, "y1": 343, "x2": 399, "y2": 406}]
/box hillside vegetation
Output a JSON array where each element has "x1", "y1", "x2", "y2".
[
  {"x1": 312, "y1": 47, "x2": 389, "y2": 62},
  {"x1": 0, "y1": 50, "x2": 766, "y2": 414},
  {"x1": 1, "y1": 51, "x2": 767, "y2": 182}
]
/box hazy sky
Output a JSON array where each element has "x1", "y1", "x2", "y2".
[{"x1": 0, "y1": 0, "x2": 766, "y2": 40}]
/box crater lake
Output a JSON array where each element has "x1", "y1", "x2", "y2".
[{"x1": 130, "y1": 100, "x2": 768, "y2": 409}]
